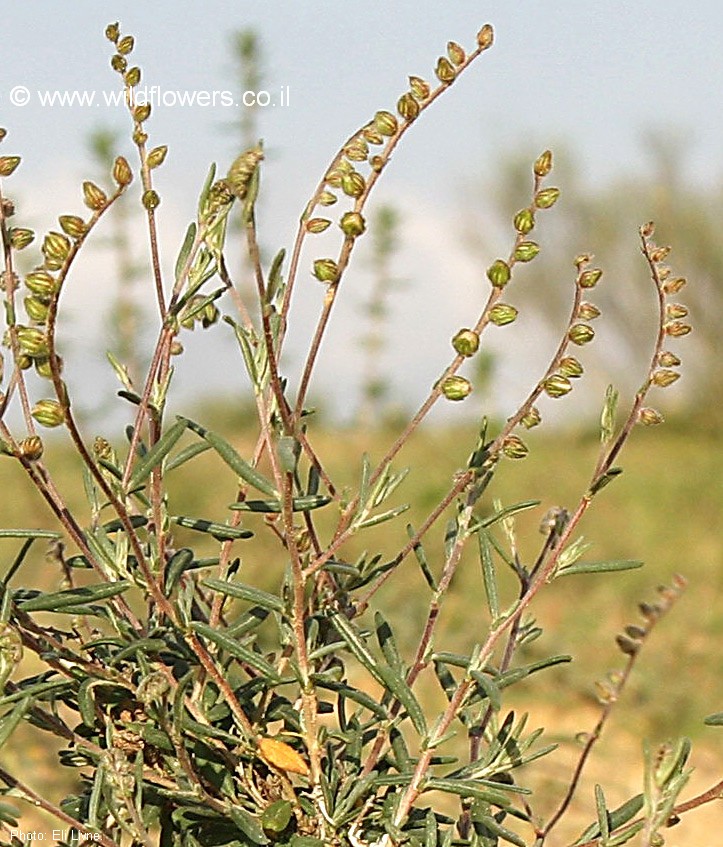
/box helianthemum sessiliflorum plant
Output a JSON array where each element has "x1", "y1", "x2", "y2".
[{"x1": 0, "y1": 19, "x2": 716, "y2": 847}]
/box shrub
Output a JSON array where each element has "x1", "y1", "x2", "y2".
[{"x1": 0, "y1": 19, "x2": 714, "y2": 847}]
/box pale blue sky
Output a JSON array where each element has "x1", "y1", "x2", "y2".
[{"x1": 2, "y1": 2, "x2": 720, "y2": 421}]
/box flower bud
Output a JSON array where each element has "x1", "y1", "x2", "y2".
[
  {"x1": 370, "y1": 155, "x2": 384, "y2": 173},
  {"x1": 521, "y1": 406, "x2": 541, "y2": 429},
  {"x1": 362, "y1": 125, "x2": 384, "y2": 145},
  {"x1": 534, "y1": 187, "x2": 560, "y2": 209},
  {"x1": 341, "y1": 171, "x2": 366, "y2": 198},
  {"x1": 16, "y1": 355, "x2": 32, "y2": 370},
  {"x1": 142, "y1": 189, "x2": 161, "y2": 210},
  {"x1": 640, "y1": 221, "x2": 655, "y2": 238},
  {"x1": 651, "y1": 369, "x2": 680, "y2": 388},
  {"x1": 514, "y1": 241, "x2": 540, "y2": 263},
  {"x1": 501, "y1": 434, "x2": 528, "y2": 459},
  {"x1": 373, "y1": 110, "x2": 398, "y2": 137},
  {"x1": 397, "y1": 92, "x2": 420, "y2": 122},
  {"x1": 559, "y1": 356, "x2": 584, "y2": 378},
  {"x1": 117, "y1": 35, "x2": 135, "y2": 55},
  {"x1": 658, "y1": 351, "x2": 681, "y2": 367},
  {"x1": 452, "y1": 329, "x2": 479, "y2": 357},
  {"x1": 201, "y1": 302, "x2": 219, "y2": 328},
  {"x1": 227, "y1": 145, "x2": 264, "y2": 199},
  {"x1": 638, "y1": 407, "x2": 665, "y2": 426},
  {"x1": 59, "y1": 215, "x2": 87, "y2": 240},
  {"x1": 0, "y1": 156, "x2": 21, "y2": 177},
  {"x1": 312, "y1": 259, "x2": 340, "y2": 284},
  {"x1": 35, "y1": 356, "x2": 57, "y2": 379},
  {"x1": 83, "y1": 181, "x2": 108, "y2": 210},
  {"x1": 318, "y1": 190, "x2": 337, "y2": 206},
  {"x1": 568, "y1": 323, "x2": 595, "y2": 345},
  {"x1": 435, "y1": 57, "x2": 456, "y2": 83},
  {"x1": 441, "y1": 375, "x2": 472, "y2": 401},
  {"x1": 132, "y1": 128, "x2": 148, "y2": 145},
  {"x1": 578, "y1": 302, "x2": 601, "y2": 321},
  {"x1": 344, "y1": 139, "x2": 369, "y2": 162},
  {"x1": 306, "y1": 217, "x2": 332, "y2": 234},
  {"x1": 19, "y1": 435, "x2": 44, "y2": 461},
  {"x1": 579, "y1": 268, "x2": 603, "y2": 289},
  {"x1": 110, "y1": 156, "x2": 132, "y2": 187},
  {"x1": 9, "y1": 228, "x2": 34, "y2": 250},
  {"x1": 477, "y1": 24, "x2": 494, "y2": 50},
  {"x1": 664, "y1": 321, "x2": 692, "y2": 338},
  {"x1": 663, "y1": 277, "x2": 686, "y2": 294},
  {"x1": 544, "y1": 374, "x2": 572, "y2": 398},
  {"x1": 574, "y1": 253, "x2": 593, "y2": 270},
  {"x1": 513, "y1": 208, "x2": 535, "y2": 234},
  {"x1": 488, "y1": 303, "x2": 518, "y2": 326},
  {"x1": 650, "y1": 246, "x2": 671, "y2": 263},
  {"x1": 486, "y1": 259, "x2": 511, "y2": 288},
  {"x1": 42, "y1": 232, "x2": 71, "y2": 268},
  {"x1": 111, "y1": 54, "x2": 127, "y2": 74},
  {"x1": 147, "y1": 146, "x2": 168, "y2": 169},
  {"x1": 409, "y1": 76, "x2": 430, "y2": 100},
  {"x1": 534, "y1": 150, "x2": 553, "y2": 177},
  {"x1": 665, "y1": 303, "x2": 688, "y2": 320},
  {"x1": 16, "y1": 326, "x2": 49, "y2": 357},
  {"x1": 447, "y1": 41, "x2": 466, "y2": 66},
  {"x1": 124, "y1": 67, "x2": 141, "y2": 88},
  {"x1": 133, "y1": 103, "x2": 151, "y2": 123},
  {"x1": 24, "y1": 296, "x2": 50, "y2": 323},
  {"x1": 31, "y1": 398, "x2": 65, "y2": 428},
  {"x1": 105, "y1": 22, "x2": 120, "y2": 43},
  {"x1": 339, "y1": 211, "x2": 366, "y2": 238}
]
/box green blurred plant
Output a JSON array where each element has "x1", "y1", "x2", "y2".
[{"x1": 0, "y1": 20, "x2": 717, "y2": 847}]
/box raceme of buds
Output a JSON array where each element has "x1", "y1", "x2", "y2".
[
  {"x1": 514, "y1": 209, "x2": 535, "y2": 234},
  {"x1": 488, "y1": 303, "x2": 518, "y2": 326},
  {"x1": 502, "y1": 435, "x2": 528, "y2": 459},
  {"x1": 534, "y1": 187, "x2": 560, "y2": 209},
  {"x1": 651, "y1": 369, "x2": 680, "y2": 388},
  {"x1": 19, "y1": 436, "x2": 44, "y2": 461},
  {"x1": 521, "y1": 406, "x2": 542, "y2": 429},
  {"x1": 487, "y1": 259, "x2": 511, "y2": 288},
  {"x1": 341, "y1": 171, "x2": 366, "y2": 198},
  {"x1": 373, "y1": 110, "x2": 398, "y2": 137},
  {"x1": 568, "y1": 323, "x2": 595, "y2": 346},
  {"x1": 0, "y1": 156, "x2": 21, "y2": 177},
  {"x1": 142, "y1": 189, "x2": 161, "y2": 211},
  {"x1": 559, "y1": 356, "x2": 584, "y2": 378},
  {"x1": 578, "y1": 302, "x2": 601, "y2": 321},
  {"x1": 638, "y1": 407, "x2": 665, "y2": 426},
  {"x1": 452, "y1": 329, "x2": 480, "y2": 357},
  {"x1": 147, "y1": 146, "x2": 168, "y2": 169},
  {"x1": 59, "y1": 215, "x2": 87, "y2": 240},
  {"x1": 477, "y1": 24, "x2": 494, "y2": 50},
  {"x1": 409, "y1": 76, "x2": 430, "y2": 100},
  {"x1": 447, "y1": 41, "x2": 466, "y2": 66},
  {"x1": 514, "y1": 241, "x2": 540, "y2": 262},
  {"x1": 534, "y1": 149, "x2": 553, "y2": 177},
  {"x1": 435, "y1": 57, "x2": 456, "y2": 84},
  {"x1": 440, "y1": 375, "x2": 472, "y2": 401},
  {"x1": 31, "y1": 398, "x2": 65, "y2": 428},
  {"x1": 578, "y1": 268, "x2": 603, "y2": 289},
  {"x1": 339, "y1": 211, "x2": 366, "y2": 238},
  {"x1": 664, "y1": 321, "x2": 692, "y2": 338},
  {"x1": 227, "y1": 145, "x2": 264, "y2": 200},
  {"x1": 397, "y1": 93, "x2": 420, "y2": 122},
  {"x1": 306, "y1": 218, "x2": 332, "y2": 234},
  {"x1": 544, "y1": 374, "x2": 573, "y2": 398},
  {"x1": 42, "y1": 232, "x2": 70, "y2": 268},
  {"x1": 112, "y1": 156, "x2": 133, "y2": 186},
  {"x1": 83, "y1": 181, "x2": 108, "y2": 210},
  {"x1": 312, "y1": 259, "x2": 340, "y2": 284},
  {"x1": 9, "y1": 228, "x2": 34, "y2": 250}
]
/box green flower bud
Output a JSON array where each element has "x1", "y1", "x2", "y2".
[
  {"x1": 477, "y1": 24, "x2": 494, "y2": 50},
  {"x1": 132, "y1": 128, "x2": 148, "y2": 145},
  {"x1": 665, "y1": 303, "x2": 689, "y2": 319},
  {"x1": 534, "y1": 149, "x2": 553, "y2": 177},
  {"x1": 435, "y1": 57, "x2": 456, "y2": 83},
  {"x1": 16, "y1": 355, "x2": 32, "y2": 370},
  {"x1": 306, "y1": 217, "x2": 332, "y2": 234},
  {"x1": 59, "y1": 215, "x2": 87, "y2": 239},
  {"x1": 83, "y1": 181, "x2": 107, "y2": 211},
  {"x1": 144, "y1": 146, "x2": 167, "y2": 170},
  {"x1": 664, "y1": 321, "x2": 692, "y2": 338},
  {"x1": 19, "y1": 435, "x2": 44, "y2": 461},
  {"x1": 318, "y1": 190, "x2": 338, "y2": 206},
  {"x1": 502, "y1": 434, "x2": 528, "y2": 459},
  {"x1": 370, "y1": 155, "x2": 384, "y2": 173},
  {"x1": 42, "y1": 232, "x2": 70, "y2": 268},
  {"x1": 117, "y1": 35, "x2": 135, "y2": 55},
  {"x1": 142, "y1": 189, "x2": 160, "y2": 210},
  {"x1": 486, "y1": 259, "x2": 511, "y2": 288},
  {"x1": 638, "y1": 407, "x2": 665, "y2": 426},
  {"x1": 649, "y1": 246, "x2": 671, "y2": 264},
  {"x1": 111, "y1": 156, "x2": 132, "y2": 187},
  {"x1": 31, "y1": 398, "x2": 65, "y2": 428},
  {"x1": 559, "y1": 356, "x2": 584, "y2": 378},
  {"x1": 362, "y1": 125, "x2": 384, "y2": 145},
  {"x1": 521, "y1": 406, "x2": 541, "y2": 428},
  {"x1": 313, "y1": 258, "x2": 340, "y2": 284},
  {"x1": 24, "y1": 296, "x2": 50, "y2": 323},
  {"x1": 110, "y1": 54, "x2": 127, "y2": 74},
  {"x1": 0, "y1": 156, "x2": 21, "y2": 177},
  {"x1": 9, "y1": 228, "x2": 34, "y2": 250},
  {"x1": 124, "y1": 67, "x2": 141, "y2": 88},
  {"x1": 568, "y1": 323, "x2": 595, "y2": 345},
  {"x1": 34, "y1": 356, "x2": 56, "y2": 379},
  {"x1": 325, "y1": 165, "x2": 348, "y2": 188},
  {"x1": 373, "y1": 110, "x2": 398, "y2": 136},
  {"x1": 409, "y1": 76, "x2": 430, "y2": 100},
  {"x1": 339, "y1": 211, "x2": 366, "y2": 238},
  {"x1": 105, "y1": 22, "x2": 120, "y2": 43},
  {"x1": 133, "y1": 103, "x2": 151, "y2": 123},
  {"x1": 16, "y1": 326, "x2": 49, "y2": 357},
  {"x1": 513, "y1": 208, "x2": 535, "y2": 234},
  {"x1": 341, "y1": 171, "x2": 366, "y2": 198},
  {"x1": 578, "y1": 301, "x2": 601, "y2": 321},
  {"x1": 574, "y1": 253, "x2": 593, "y2": 270},
  {"x1": 397, "y1": 92, "x2": 420, "y2": 122},
  {"x1": 658, "y1": 350, "x2": 681, "y2": 367},
  {"x1": 441, "y1": 375, "x2": 472, "y2": 401},
  {"x1": 447, "y1": 41, "x2": 466, "y2": 66},
  {"x1": 544, "y1": 374, "x2": 572, "y2": 398},
  {"x1": 202, "y1": 302, "x2": 219, "y2": 328},
  {"x1": 344, "y1": 138, "x2": 369, "y2": 162},
  {"x1": 534, "y1": 187, "x2": 560, "y2": 209},
  {"x1": 514, "y1": 241, "x2": 540, "y2": 263},
  {"x1": 651, "y1": 369, "x2": 680, "y2": 387},
  {"x1": 452, "y1": 329, "x2": 479, "y2": 357},
  {"x1": 579, "y1": 268, "x2": 603, "y2": 289},
  {"x1": 489, "y1": 303, "x2": 518, "y2": 326},
  {"x1": 206, "y1": 179, "x2": 233, "y2": 212},
  {"x1": 663, "y1": 277, "x2": 686, "y2": 294}
]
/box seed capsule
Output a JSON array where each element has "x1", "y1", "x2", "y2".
[
  {"x1": 312, "y1": 259, "x2": 340, "y2": 284},
  {"x1": 17, "y1": 326, "x2": 49, "y2": 357},
  {"x1": 124, "y1": 67, "x2": 141, "y2": 88},
  {"x1": 664, "y1": 321, "x2": 692, "y2": 338},
  {"x1": 559, "y1": 356, "x2": 584, "y2": 378},
  {"x1": 502, "y1": 435, "x2": 528, "y2": 459},
  {"x1": 373, "y1": 111, "x2": 398, "y2": 137},
  {"x1": 513, "y1": 208, "x2": 535, "y2": 234},
  {"x1": 59, "y1": 215, "x2": 87, "y2": 239},
  {"x1": 24, "y1": 296, "x2": 50, "y2": 323},
  {"x1": 533, "y1": 150, "x2": 553, "y2": 177},
  {"x1": 306, "y1": 218, "x2": 332, "y2": 234},
  {"x1": 578, "y1": 269, "x2": 603, "y2": 289},
  {"x1": 447, "y1": 41, "x2": 466, "y2": 66},
  {"x1": 663, "y1": 277, "x2": 686, "y2": 294},
  {"x1": 31, "y1": 398, "x2": 65, "y2": 428},
  {"x1": 25, "y1": 270, "x2": 57, "y2": 297},
  {"x1": 651, "y1": 369, "x2": 680, "y2": 388},
  {"x1": 514, "y1": 241, "x2": 540, "y2": 263},
  {"x1": 477, "y1": 24, "x2": 494, "y2": 50},
  {"x1": 42, "y1": 232, "x2": 71, "y2": 268},
  {"x1": 543, "y1": 374, "x2": 572, "y2": 398},
  {"x1": 665, "y1": 303, "x2": 688, "y2": 319},
  {"x1": 147, "y1": 146, "x2": 168, "y2": 170},
  {"x1": 521, "y1": 406, "x2": 541, "y2": 429},
  {"x1": 638, "y1": 407, "x2": 665, "y2": 426},
  {"x1": 435, "y1": 57, "x2": 456, "y2": 84},
  {"x1": 19, "y1": 436, "x2": 44, "y2": 461},
  {"x1": 441, "y1": 375, "x2": 472, "y2": 401},
  {"x1": 117, "y1": 35, "x2": 135, "y2": 55},
  {"x1": 397, "y1": 92, "x2": 420, "y2": 122},
  {"x1": 568, "y1": 324, "x2": 595, "y2": 346},
  {"x1": 534, "y1": 187, "x2": 560, "y2": 209},
  {"x1": 486, "y1": 259, "x2": 511, "y2": 288},
  {"x1": 9, "y1": 228, "x2": 34, "y2": 250},
  {"x1": 83, "y1": 181, "x2": 108, "y2": 210},
  {"x1": 578, "y1": 302, "x2": 601, "y2": 321},
  {"x1": 409, "y1": 75, "x2": 431, "y2": 100},
  {"x1": 341, "y1": 171, "x2": 366, "y2": 198},
  {"x1": 318, "y1": 190, "x2": 338, "y2": 206},
  {"x1": 142, "y1": 189, "x2": 160, "y2": 210},
  {"x1": 452, "y1": 329, "x2": 480, "y2": 357},
  {"x1": 658, "y1": 351, "x2": 681, "y2": 367},
  {"x1": 362, "y1": 125, "x2": 384, "y2": 145},
  {"x1": 488, "y1": 303, "x2": 518, "y2": 326},
  {"x1": 343, "y1": 138, "x2": 369, "y2": 162},
  {"x1": 110, "y1": 54, "x2": 127, "y2": 74},
  {"x1": 133, "y1": 103, "x2": 151, "y2": 123},
  {"x1": 227, "y1": 145, "x2": 264, "y2": 199},
  {"x1": 339, "y1": 211, "x2": 366, "y2": 238},
  {"x1": 0, "y1": 156, "x2": 21, "y2": 177},
  {"x1": 105, "y1": 22, "x2": 120, "y2": 43}
]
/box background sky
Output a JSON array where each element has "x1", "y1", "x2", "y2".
[{"x1": 2, "y1": 1, "x2": 721, "y2": 425}]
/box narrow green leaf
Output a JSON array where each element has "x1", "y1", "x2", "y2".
[
  {"x1": 310, "y1": 676, "x2": 387, "y2": 720},
  {"x1": 203, "y1": 578, "x2": 284, "y2": 613},
  {"x1": 601, "y1": 384, "x2": 619, "y2": 444},
  {"x1": 407, "y1": 524, "x2": 436, "y2": 591},
  {"x1": 191, "y1": 622, "x2": 279, "y2": 682},
  {"x1": 423, "y1": 778, "x2": 515, "y2": 807},
  {"x1": 225, "y1": 317, "x2": 260, "y2": 388},
  {"x1": 164, "y1": 441, "x2": 210, "y2": 473},
  {"x1": 171, "y1": 516, "x2": 253, "y2": 541},
  {"x1": 17, "y1": 581, "x2": 132, "y2": 613},
  {"x1": 595, "y1": 784, "x2": 610, "y2": 840},
  {"x1": 129, "y1": 418, "x2": 189, "y2": 489},
  {"x1": 0, "y1": 802, "x2": 19, "y2": 827},
  {"x1": 0, "y1": 529, "x2": 62, "y2": 539},
  {"x1": 704, "y1": 711, "x2": 723, "y2": 726},
  {"x1": 357, "y1": 503, "x2": 410, "y2": 529},
  {"x1": 277, "y1": 436, "x2": 300, "y2": 475},
  {"x1": 197, "y1": 162, "x2": 217, "y2": 217},
  {"x1": 0, "y1": 680, "x2": 70, "y2": 707},
  {"x1": 470, "y1": 671, "x2": 501, "y2": 713},
  {"x1": 175, "y1": 222, "x2": 197, "y2": 283},
  {"x1": 165, "y1": 548, "x2": 195, "y2": 594},
  {"x1": 375, "y1": 612, "x2": 403, "y2": 675},
  {"x1": 229, "y1": 495, "x2": 330, "y2": 513},
  {"x1": 478, "y1": 532, "x2": 499, "y2": 620},
  {"x1": 558, "y1": 559, "x2": 642, "y2": 577},
  {"x1": 177, "y1": 416, "x2": 278, "y2": 496},
  {"x1": 589, "y1": 466, "x2": 623, "y2": 496},
  {"x1": 0, "y1": 697, "x2": 31, "y2": 747},
  {"x1": 497, "y1": 655, "x2": 572, "y2": 688},
  {"x1": 266, "y1": 248, "x2": 286, "y2": 302}
]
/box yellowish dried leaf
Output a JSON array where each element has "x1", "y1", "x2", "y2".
[{"x1": 258, "y1": 736, "x2": 309, "y2": 776}]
